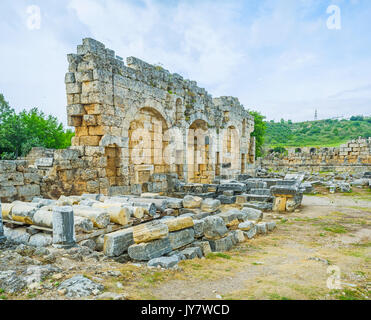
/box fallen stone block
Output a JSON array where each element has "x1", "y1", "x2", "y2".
[
  {"x1": 256, "y1": 222, "x2": 267, "y2": 235},
  {"x1": 147, "y1": 255, "x2": 179, "y2": 269},
  {"x1": 4, "y1": 226, "x2": 30, "y2": 244},
  {"x1": 266, "y1": 221, "x2": 276, "y2": 231},
  {"x1": 216, "y1": 195, "x2": 236, "y2": 204},
  {"x1": 92, "y1": 203, "x2": 130, "y2": 225},
  {"x1": 73, "y1": 205, "x2": 110, "y2": 228},
  {"x1": 162, "y1": 216, "x2": 194, "y2": 232},
  {"x1": 241, "y1": 207, "x2": 263, "y2": 221},
  {"x1": 11, "y1": 202, "x2": 37, "y2": 224},
  {"x1": 217, "y1": 210, "x2": 240, "y2": 225},
  {"x1": 193, "y1": 219, "x2": 205, "y2": 238},
  {"x1": 230, "y1": 230, "x2": 245, "y2": 243},
  {"x1": 179, "y1": 247, "x2": 203, "y2": 259},
  {"x1": 133, "y1": 221, "x2": 168, "y2": 244},
  {"x1": 168, "y1": 228, "x2": 195, "y2": 250},
  {"x1": 28, "y1": 233, "x2": 53, "y2": 247},
  {"x1": 238, "y1": 221, "x2": 255, "y2": 231},
  {"x1": 244, "y1": 226, "x2": 257, "y2": 239},
  {"x1": 203, "y1": 216, "x2": 228, "y2": 240},
  {"x1": 103, "y1": 228, "x2": 134, "y2": 257},
  {"x1": 208, "y1": 234, "x2": 234, "y2": 252},
  {"x1": 166, "y1": 198, "x2": 183, "y2": 209},
  {"x1": 128, "y1": 237, "x2": 172, "y2": 261},
  {"x1": 183, "y1": 195, "x2": 202, "y2": 208},
  {"x1": 201, "y1": 198, "x2": 221, "y2": 213},
  {"x1": 74, "y1": 216, "x2": 94, "y2": 233},
  {"x1": 192, "y1": 241, "x2": 212, "y2": 256}
]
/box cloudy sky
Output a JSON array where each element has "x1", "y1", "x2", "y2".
[{"x1": 0, "y1": 0, "x2": 370, "y2": 126}]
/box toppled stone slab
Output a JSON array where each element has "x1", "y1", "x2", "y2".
[
  {"x1": 162, "y1": 216, "x2": 194, "y2": 232},
  {"x1": 256, "y1": 222, "x2": 267, "y2": 235},
  {"x1": 168, "y1": 228, "x2": 195, "y2": 250},
  {"x1": 230, "y1": 230, "x2": 245, "y2": 243},
  {"x1": 244, "y1": 226, "x2": 257, "y2": 239},
  {"x1": 128, "y1": 237, "x2": 172, "y2": 261},
  {"x1": 179, "y1": 247, "x2": 203, "y2": 259},
  {"x1": 193, "y1": 219, "x2": 205, "y2": 238},
  {"x1": 241, "y1": 207, "x2": 263, "y2": 221},
  {"x1": 201, "y1": 198, "x2": 221, "y2": 213},
  {"x1": 266, "y1": 221, "x2": 276, "y2": 231},
  {"x1": 203, "y1": 216, "x2": 229, "y2": 240},
  {"x1": 147, "y1": 255, "x2": 179, "y2": 269},
  {"x1": 133, "y1": 220, "x2": 168, "y2": 244},
  {"x1": 28, "y1": 233, "x2": 52, "y2": 247},
  {"x1": 58, "y1": 275, "x2": 104, "y2": 297},
  {"x1": 104, "y1": 228, "x2": 134, "y2": 257},
  {"x1": 208, "y1": 234, "x2": 234, "y2": 252},
  {"x1": 238, "y1": 221, "x2": 255, "y2": 231}
]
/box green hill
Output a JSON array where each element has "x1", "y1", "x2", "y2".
[{"x1": 264, "y1": 116, "x2": 371, "y2": 148}]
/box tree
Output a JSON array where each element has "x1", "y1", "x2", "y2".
[
  {"x1": 0, "y1": 94, "x2": 74, "y2": 159},
  {"x1": 249, "y1": 110, "x2": 267, "y2": 159}
]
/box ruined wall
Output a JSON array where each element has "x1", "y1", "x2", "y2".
[
  {"x1": 260, "y1": 137, "x2": 371, "y2": 173},
  {"x1": 64, "y1": 38, "x2": 255, "y2": 194}
]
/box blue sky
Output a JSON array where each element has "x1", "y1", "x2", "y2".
[{"x1": 0, "y1": 0, "x2": 370, "y2": 126}]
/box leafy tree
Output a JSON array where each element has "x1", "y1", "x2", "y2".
[
  {"x1": 0, "y1": 94, "x2": 74, "y2": 159},
  {"x1": 249, "y1": 110, "x2": 267, "y2": 158}
]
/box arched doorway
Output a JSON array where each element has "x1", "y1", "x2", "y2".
[
  {"x1": 128, "y1": 107, "x2": 169, "y2": 185},
  {"x1": 187, "y1": 120, "x2": 211, "y2": 183}
]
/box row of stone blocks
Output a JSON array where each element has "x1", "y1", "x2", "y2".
[{"x1": 103, "y1": 203, "x2": 276, "y2": 268}]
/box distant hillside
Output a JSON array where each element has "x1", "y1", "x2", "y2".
[{"x1": 264, "y1": 116, "x2": 371, "y2": 148}]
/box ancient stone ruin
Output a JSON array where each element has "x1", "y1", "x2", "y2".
[
  {"x1": 0, "y1": 38, "x2": 308, "y2": 283},
  {"x1": 260, "y1": 137, "x2": 371, "y2": 174}
]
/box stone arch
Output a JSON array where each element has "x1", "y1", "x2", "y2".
[
  {"x1": 128, "y1": 107, "x2": 170, "y2": 185},
  {"x1": 310, "y1": 148, "x2": 316, "y2": 154},
  {"x1": 222, "y1": 125, "x2": 240, "y2": 172},
  {"x1": 187, "y1": 119, "x2": 211, "y2": 183}
]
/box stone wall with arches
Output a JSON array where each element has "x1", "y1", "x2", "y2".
[{"x1": 64, "y1": 38, "x2": 256, "y2": 195}]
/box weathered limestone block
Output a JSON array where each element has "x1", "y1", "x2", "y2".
[
  {"x1": 243, "y1": 226, "x2": 257, "y2": 239},
  {"x1": 183, "y1": 195, "x2": 202, "y2": 208},
  {"x1": 208, "y1": 234, "x2": 234, "y2": 252},
  {"x1": 128, "y1": 201, "x2": 157, "y2": 216},
  {"x1": 231, "y1": 230, "x2": 245, "y2": 243},
  {"x1": 74, "y1": 216, "x2": 94, "y2": 233},
  {"x1": 201, "y1": 198, "x2": 221, "y2": 213},
  {"x1": 0, "y1": 201, "x2": 5, "y2": 242},
  {"x1": 28, "y1": 233, "x2": 53, "y2": 247},
  {"x1": 166, "y1": 198, "x2": 183, "y2": 209},
  {"x1": 266, "y1": 221, "x2": 276, "y2": 231},
  {"x1": 128, "y1": 237, "x2": 172, "y2": 261},
  {"x1": 162, "y1": 216, "x2": 194, "y2": 232},
  {"x1": 32, "y1": 209, "x2": 53, "y2": 228},
  {"x1": 4, "y1": 226, "x2": 31, "y2": 243},
  {"x1": 132, "y1": 220, "x2": 168, "y2": 244},
  {"x1": 256, "y1": 222, "x2": 267, "y2": 235},
  {"x1": 193, "y1": 219, "x2": 205, "y2": 238},
  {"x1": 11, "y1": 202, "x2": 37, "y2": 224},
  {"x1": 192, "y1": 240, "x2": 211, "y2": 256},
  {"x1": 202, "y1": 216, "x2": 228, "y2": 240},
  {"x1": 73, "y1": 205, "x2": 110, "y2": 228},
  {"x1": 130, "y1": 198, "x2": 168, "y2": 213},
  {"x1": 91, "y1": 203, "x2": 130, "y2": 225},
  {"x1": 103, "y1": 228, "x2": 134, "y2": 257},
  {"x1": 168, "y1": 228, "x2": 195, "y2": 250},
  {"x1": 241, "y1": 207, "x2": 263, "y2": 221},
  {"x1": 121, "y1": 205, "x2": 145, "y2": 219},
  {"x1": 217, "y1": 210, "x2": 240, "y2": 225},
  {"x1": 238, "y1": 221, "x2": 255, "y2": 231},
  {"x1": 179, "y1": 247, "x2": 203, "y2": 259},
  {"x1": 17, "y1": 185, "x2": 40, "y2": 199}
]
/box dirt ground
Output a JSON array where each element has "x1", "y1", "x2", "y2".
[{"x1": 3, "y1": 187, "x2": 370, "y2": 300}]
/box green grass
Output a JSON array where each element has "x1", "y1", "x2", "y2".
[
  {"x1": 264, "y1": 117, "x2": 371, "y2": 148},
  {"x1": 267, "y1": 293, "x2": 292, "y2": 300},
  {"x1": 322, "y1": 225, "x2": 348, "y2": 234},
  {"x1": 206, "y1": 252, "x2": 231, "y2": 260}
]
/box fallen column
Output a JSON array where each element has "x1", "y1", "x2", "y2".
[
  {"x1": 72, "y1": 205, "x2": 110, "y2": 228},
  {"x1": 52, "y1": 206, "x2": 76, "y2": 249},
  {"x1": 91, "y1": 203, "x2": 130, "y2": 226}
]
